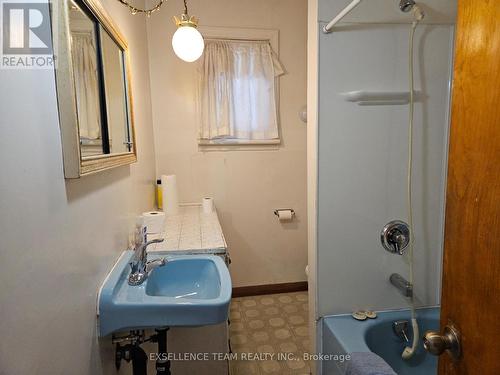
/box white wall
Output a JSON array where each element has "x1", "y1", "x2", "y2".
[
  {"x1": 0, "y1": 0, "x2": 156, "y2": 373},
  {"x1": 146, "y1": 0, "x2": 308, "y2": 287},
  {"x1": 313, "y1": 0, "x2": 457, "y2": 318}
]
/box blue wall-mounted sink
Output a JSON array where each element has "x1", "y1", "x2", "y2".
[{"x1": 98, "y1": 252, "x2": 232, "y2": 337}]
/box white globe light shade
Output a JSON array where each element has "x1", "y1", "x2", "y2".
[{"x1": 172, "y1": 26, "x2": 204, "y2": 62}]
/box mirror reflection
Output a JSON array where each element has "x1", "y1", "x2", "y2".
[
  {"x1": 100, "y1": 30, "x2": 131, "y2": 154},
  {"x1": 68, "y1": 0, "x2": 133, "y2": 158}
]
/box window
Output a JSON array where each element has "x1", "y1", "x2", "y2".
[{"x1": 198, "y1": 38, "x2": 284, "y2": 145}]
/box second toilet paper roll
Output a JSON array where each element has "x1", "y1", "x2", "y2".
[
  {"x1": 161, "y1": 174, "x2": 179, "y2": 215},
  {"x1": 202, "y1": 197, "x2": 215, "y2": 213},
  {"x1": 142, "y1": 211, "x2": 165, "y2": 233}
]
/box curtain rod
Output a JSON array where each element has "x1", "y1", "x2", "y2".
[{"x1": 323, "y1": 0, "x2": 362, "y2": 33}]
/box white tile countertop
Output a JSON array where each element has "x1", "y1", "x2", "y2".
[{"x1": 148, "y1": 204, "x2": 227, "y2": 254}]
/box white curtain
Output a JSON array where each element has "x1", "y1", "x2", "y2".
[
  {"x1": 71, "y1": 32, "x2": 101, "y2": 140},
  {"x1": 198, "y1": 40, "x2": 284, "y2": 141}
]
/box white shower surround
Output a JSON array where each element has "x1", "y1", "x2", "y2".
[{"x1": 315, "y1": 20, "x2": 455, "y2": 316}]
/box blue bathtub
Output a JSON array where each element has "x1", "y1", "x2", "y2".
[{"x1": 322, "y1": 307, "x2": 439, "y2": 374}]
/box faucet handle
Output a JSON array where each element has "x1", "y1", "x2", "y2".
[
  {"x1": 381, "y1": 220, "x2": 410, "y2": 255},
  {"x1": 144, "y1": 238, "x2": 165, "y2": 247},
  {"x1": 392, "y1": 232, "x2": 406, "y2": 254}
]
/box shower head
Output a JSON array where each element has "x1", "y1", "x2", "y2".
[
  {"x1": 399, "y1": 0, "x2": 425, "y2": 21},
  {"x1": 399, "y1": 0, "x2": 416, "y2": 12}
]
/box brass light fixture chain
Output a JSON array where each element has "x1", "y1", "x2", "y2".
[{"x1": 117, "y1": 0, "x2": 165, "y2": 16}]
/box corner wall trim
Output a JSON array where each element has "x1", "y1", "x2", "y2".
[{"x1": 232, "y1": 281, "x2": 308, "y2": 298}]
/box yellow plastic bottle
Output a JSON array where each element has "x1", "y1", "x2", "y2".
[{"x1": 156, "y1": 179, "x2": 163, "y2": 210}]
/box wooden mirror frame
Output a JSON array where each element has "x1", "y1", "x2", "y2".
[{"x1": 52, "y1": 0, "x2": 137, "y2": 178}]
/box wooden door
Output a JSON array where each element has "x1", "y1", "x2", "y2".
[{"x1": 439, "y1": 0, "x2": 500, "y2": 374}]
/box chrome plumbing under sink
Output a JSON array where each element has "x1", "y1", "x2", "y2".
[{"x1": 97, "y1": 251, "x2": 232, "y2": 337}]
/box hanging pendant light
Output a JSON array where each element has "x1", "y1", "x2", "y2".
[{"x1": 172, "y1": 0, "x2": 204, "y2": 62}]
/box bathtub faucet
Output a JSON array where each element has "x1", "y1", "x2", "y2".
[{"x1": 389, "y1": 273, "x2": 413, "y2": 297}]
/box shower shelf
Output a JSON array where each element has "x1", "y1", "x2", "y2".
[{"x1": 340, "y1": 90, "x2": 421, "y2": 106}]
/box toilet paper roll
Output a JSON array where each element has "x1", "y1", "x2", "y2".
[
  {"x1": 276, "y1": 209, "x2": 294, "y2": 221},
  {"x1": 142, "y1": 211, "x2": 165, "y2": 234},
  {"x1": 202, "y1": 197, "x2": 215, "y2": 213},
  {"x1": 161, "y1": 174, "x2": 179, "y2": 215}
]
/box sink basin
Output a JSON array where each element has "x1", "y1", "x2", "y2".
[
  {"x1": 98, "y1": 252, "x2": 232, "y2": 337},
  {"x1": 146, "y1": 258, "x2": 221, "y2": 299}
]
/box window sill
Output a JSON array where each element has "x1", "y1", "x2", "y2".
[
  {"x1": 198, "y1": 138, "x2": 281, "y2": 151},
  {"x1": 198, "y1": 139, "x2": 280, "y2": 146}
]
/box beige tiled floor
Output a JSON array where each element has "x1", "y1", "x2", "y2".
[{"x1": 229, "y1": 292, "x2": 311, "y2": 375}]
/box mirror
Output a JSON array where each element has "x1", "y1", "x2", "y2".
[
  {"x1": 99, "y1": 29, "x2": 132, "y2": 155},
  {"x1": 53, "y1": 0, "x2": 136, "y2": 178},
  {"x1": 68, "y1": 2, "x2": 104, "y2": 156}
]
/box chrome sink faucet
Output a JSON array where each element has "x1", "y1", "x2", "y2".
[{"x1": 128, "y1": 238, "x2": 165, "y2": 286}]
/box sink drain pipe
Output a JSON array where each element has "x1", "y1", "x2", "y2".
[
  {"x1": 113, "y1": 327, "x2": 172, "y2": 375},
  {"x1": 155, "y1": 328, "x2": 171, "y2": 375},
  {"x1": 115, "y1": 343, "x2": 148, "y2": 375},
  {"x1": 130, "y1": 345, "x2": 148, "y2": 374}
]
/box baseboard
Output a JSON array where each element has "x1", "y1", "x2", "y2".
[{"x1": 232, "y1": 281, "x2": 308, "y2": 298}]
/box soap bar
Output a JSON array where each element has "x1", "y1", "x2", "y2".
[
  {"x1": 352, "y1": 311, "x2": 367, "y2": 321},
  {"x1": 365, "y1": 311, "x2": 377, "y2": 319}
]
